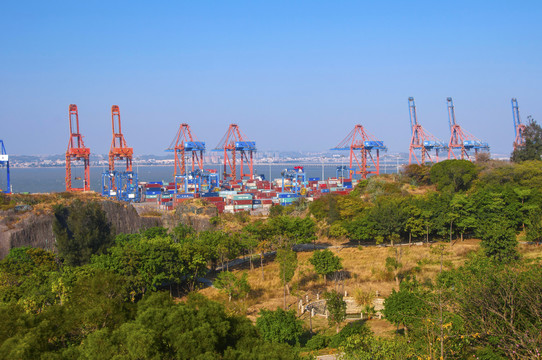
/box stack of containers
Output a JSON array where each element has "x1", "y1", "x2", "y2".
[
  {"x1": 277, "y1": 193, "x2": 298, "y2": 206},
  {"x1": 232, "y1": 193, "x2": 253, "y2": 212},
  {"x1": 174, "y1": 192, "x2": 195, "y2": 205},
  {"x1": 252, "y1": 198, "x2": 262, "y2": 209},
  {"x1": 165, "y1": 182, "x2": 176, "y2": 195},
  {"x1": 201, "y1": 192, "x2": 225, "y2": 213},
  {"x1": 145, "y1": 182, "x2": 162, "y2": 203}
]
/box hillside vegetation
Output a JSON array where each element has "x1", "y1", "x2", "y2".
[{"x1": 0, "y1": 159, "x2": 541, "y2": 359}]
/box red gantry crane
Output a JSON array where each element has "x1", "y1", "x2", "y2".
[
  {"x1": 512, "y1": 98, "x2": 526, "y2": 151},
  {"x1": 166, "y1": 123, "x2": 205, "y2": 179},
  {"x1": 213, "y1": 124, "x2": 256, "y2": 182},
  {"x1": 109, "y1": 105, "x2": 133, "y2": 175},
  {"x1": 331, "y1": 124, "x2": 387, "y2": 180},
  {"x1": 447, "y1": 97, "x2": 489, "y2": 160},
  {"x1": 103, "y1": 105, "x2": 139, "y2": 202},
  {"x1": 408, "y1": 97, "x2": 447, "y2": 165},
  {"x1": 65, "y1": 104, "x2": 91, "y2": 192}
]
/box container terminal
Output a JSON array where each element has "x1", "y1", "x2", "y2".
[{"x1": 0, "y1": 98, "x2": 529, "y2": 213}]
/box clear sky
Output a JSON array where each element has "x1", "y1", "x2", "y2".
[{"x1": 0, "y1": 0, "x2": 540, "y2": 156}]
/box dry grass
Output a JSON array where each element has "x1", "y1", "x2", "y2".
[{"x1": 198, "y1": 238, "x2": 542, "y2": 335}]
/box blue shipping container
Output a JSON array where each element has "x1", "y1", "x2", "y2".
[
  {"x1": 176, "y1": 193, "x2": 195, "y2": 199},
  {"x1": 253, "y1": 199, "x2": 262, "y2": 205},
  {"x1": 202, "y1": 192, "x2": 219, "y2": 198},
  {"x1": 322, "y1": 189, "x2": 330, "y2": 193},
  {"x1": 308, "y1": 177, "x2": 320, "y2": 181},
  {"x1": 278, "y1": 193, "x2": 299, "y2": 198}
]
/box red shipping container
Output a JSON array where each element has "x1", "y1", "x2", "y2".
[
  {"x1": 261, "y1": 199, "x2": 273, "y2": 205},
  {"x1": 202, "y1": 197, "x2": 223, "y2": 202}
]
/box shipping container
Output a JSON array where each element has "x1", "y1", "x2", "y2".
[
  {"x1": 233, "y1": 199, "x2": 252, "y2": 205},
  {"x1": 176, "y1": 193, "x2": 195, "y2": 199},
  {"x1": 232, "y1": 194, "x2": 253, "y2": 200}
]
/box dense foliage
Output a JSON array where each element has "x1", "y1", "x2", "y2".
[
  {"x1": 3, "y1": 158, "x2": 542, "y2": 358},
  {"x1": 308, "y1": 160, "x2": 542, "y2": 246},
  {"x1": 53, "y1": 200, "x2": 114, "y2": 266},
  {"x1": 256, "y1": 308, "x2": 304, "y2": 346},
  {"x1": 511, "y1": 119, "x2": 542, "y2": 162},
  {"x1": 308, "y1": 249, "x2": 343, "y2": 282}
]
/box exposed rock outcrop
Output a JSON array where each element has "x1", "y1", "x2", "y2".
[{"x1": 0, "y1": 199, "x2": 162, "y2": 259}]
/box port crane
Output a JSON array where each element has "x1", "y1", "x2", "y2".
[
  {"x1": 447, "y1": 97, "x2": 489, "y2": 160},
  {"x1": 108, "y1": 105, "x2": 133, "y2": 174},
  {"x1": 408, "y1": 97, "x2": 447, "y2": 165},
  {"x1": 166, "y1": 123, "x2": 205, "y2": 178},
  {"x1": 213, "y1": 124, "x2": 256, "y2": 182},
  {"x1": 0, "y1": 140, "x2": 11, "y2": 194},
  {"x1": 166, "y1": 123, "x2": 205, "y2": 193},
  {"x1": 65, "y1": 104, "x2": 90, "y2": 192},
  {"x1": 102, "y1": 105, "x2": 139, "y2": 201},
  {"x1": 512, "y1": 98, "x2": 526, "y2": 151},
  {"x1": 280, "y1": 167, "x2": 306, "y2": 194},
  {"x1": 331, "y1": 124, "x2": 387, "y2": 179}
]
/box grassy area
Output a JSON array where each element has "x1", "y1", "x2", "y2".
[{"x1": 200, "y1": 238, "x2": 542, "y2": 337}]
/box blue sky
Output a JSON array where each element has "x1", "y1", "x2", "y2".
[{"x1": 0, "y1": 0, "x2": 540, "y2": 156}]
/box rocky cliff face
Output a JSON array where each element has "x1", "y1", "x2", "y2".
[{"x1": 0, "y1": 200, "x2": 162, "y2": 259}]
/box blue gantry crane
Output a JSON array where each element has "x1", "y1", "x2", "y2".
[
  {"x1": 0, "y1": 140, "x2": 11, "y2": 194},
  {"x1": 280, "y1": 167, "x2": 306, "y2": 194}
]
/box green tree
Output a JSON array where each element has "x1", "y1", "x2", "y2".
[
  {"x1": 404, "y1": 205, "x2": 425, "y2": 244},
  {"x1": 384, "y1": 278, "x2": 427, "y2": 338},
  {"x1": 268, "y1": 216, "x2": 317, "y2": 247},
  {"x1": 450, "y1": 256, "x2": 542, "y2": 359},
  {"x1": 402, "y1": 163, "x2": 432, "y2": 186},
  {"x1": 340, "y1": 333, "x2": 414, "y2": 360},
  {"x1": 308, "y1": 249, "x2": 343, "y2": 283},
  {"x1": 368, "y1": 197, "x2": 407, "y2": 245},
  {"x1": 240, "y1": 223, "x2": 260, "y2": 270},
  {"x1": 526, "y1": 210, "x2": 542, "y2": 244},
  {"x1": 91, "y1": 235, "x2": 205, "y2": 295},
  {"x1": 214, "y1": 271, "x2": 251, "y2": 302},
  {"x1": 343, "y1": 214, "x2": 376, "y2": 243},
  {"x1": 450, "y1": 193, "x2": 477, "y2": 241},
  {"x1": 256, "y1": 308, "x2": 304, "y2": 346},
  {"x1": 430, "y1": 159, "x2": 477, "y2": 192},
  {"x1": 324, "y1": 290, "x2": 347, "y2": 333},
  {"x1": 479, "y1": 222, "x2": 518, "y2": 263},
  {"x1": 171, "y1": 223, "x2": 194, "y2": 242},
  {"x1": 511, "y1": 118, "x2": 542, "y2": 162},
  {"x1": 53, "y1": 201, "x2": 114, "y2": 266},
  {"x1": 276, "y1": 248, "x2": 297, "y2": 309}
]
